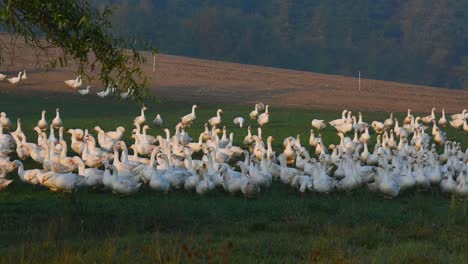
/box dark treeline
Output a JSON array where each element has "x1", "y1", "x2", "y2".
[{"x1": 95, "y1": 0, "x2": 468, "y2": 89}]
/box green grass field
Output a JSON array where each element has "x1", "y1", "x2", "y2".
[{"x1": 0, "y1": 93, "x2": 467, "y2": 263}]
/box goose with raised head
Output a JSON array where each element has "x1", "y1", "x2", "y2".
[
  {"x1": 7, "y1": 71, "x2": 22, "y2": 85},
  {"x1": 332, "y1": 119, "x2": 353, "y2": 134},
  {"x1": 152, "y1": 114, "x2": 163, "y2": 126},
  {"x1": 450, "y1": 109, "x2": 467, "y2": 120},
  {"x1": 249, "y1": 104, "x2": 260, "y2": 120},
  {"x1": 384, "y1": 113, "x2": 394, "y2": 128},
  {"x1": 233, "y1": 117, "x2": 245, "y2": 128},
  {"x1": 94, "y1": 126, "x2": 118, "y2": 152},
  {"x1": 283, "y1": 138, "x2": 296, "y2": 165},
  {"x1": 51, "y1": 108, "x2": 63, "y2": 128},
  {"x1": 20, "y1": 69, "x2": 27, "y2": 80},
  {"x1": 449, "y1": 117, "x2": 464, "y2": 129},
  {"x1": 97, "y1": 86, "x2": 110, "y2": 98},
  {"x1": 0, "y1": 112, "x2": 12, "y2": 130},
  {"x1": 329, "y1": 110, "x2": 348, "y2": 126},
  {"x1": 403, "y1": 109, "x2": 413, "y2": 125},
  {"x1": 79, "y1": 86, "x2": 90, "y2": 95},
  {"x1": 181, "y1": 104, "x2": 198, "y2": 127},
  {"x1": 134, "y1": 106, "x2": 148, "y2": 126},
  {"x1": 67, "y1": 129, "x2": 85, "y2": 155},
  {"x1": 311, "y1": 119, "x2": 326, "y2": 130},
  {"x1": 208, "y1": 109, "x2": 223, "y2": 127},
  {"x1": 257, "y1": 105, "x2": 270, "y2": 127},
  {"x1": 352, "y1": 116, "x2": 365, "y2": 132},
  {"x1": 13, "y1": 160, "x2": 42, "y2": 184},
  {"x1": 36, "y1": 110, "x2": 48, "y2": 131},
  {"x1": 438, "y1": 109, "x2": 447, "y2": 127},
  {"x1": 422, "y1": 107, "x2": 436, "y2": 124},
  {"x1": 64, "y1": 76, "x2": 82, "y2": 89}
]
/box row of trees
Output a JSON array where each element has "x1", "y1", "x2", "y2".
[{"x1": 96, "y1": 0, "x2": 468, "y2": 89}]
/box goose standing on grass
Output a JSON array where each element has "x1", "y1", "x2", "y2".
[
  {"x1": 250, "y1": 104, "x2": 260, "y2": 120},
  {"x1": 208, "y1": 109, "x2": 223, "y2": 127},
  {"x1": 257, "y1": 105, "x2": 270, "y2": 127},
  {"x1": 152, "y1": 114, "x2": 163, "y2": 126},
  {"x1": 21, "y1": 69, "x2": 27, "y2": 80},
  {"x1": 438, "y1": 109, "x2": 447, "y2": 127},
  {"x1": 78, "y1": 86, "x2": 90, "y2": 95},
  {"x1": 403, "y1": 109, "x2": 413, "y2": 125},
  {"x1": 181, "y1": 105, "x2": 198, "y2": 127},
  {"x1": 134, "y1": 106, "x2": 148, "y2": 126},
  {"x1": 0, "y1": 112, "x2": 12, "y2": 130},
  {"x1": 233, "y1": 117, "x2": 245, "y2": 128},
  {"x1": 311, "y1": 119, "x2": 326, "y2": 130},
  {"x1": 51, "y1": 108, "x2": 63, "y2": 129},
  {"x1": 422, "y1": 107, "x2": 436, "y2": 124},
  {"x1": 0, "y1": 73, "x2": 7, "y2": 80},
  {"x1": 7, "y1": 71, "x2": 22, "y2": 85},
  {"x1": 384, "y1": 113, "x2": 394, "y2": 128},
  {"x1": 64, "y1": 76, "x2": 82, "y2": 89}
]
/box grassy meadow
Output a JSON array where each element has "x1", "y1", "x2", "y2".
[{"x1": 0, "y1": 92, "x2": 467, "y2": 263}]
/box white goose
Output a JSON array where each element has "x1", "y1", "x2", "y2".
[
  {"x1": 208, "y1": 109, "x2": 223, "y2": 127},
  {"x1": 64, "y1": 76, "x2": 82, "y2": 89},
  {"x1": 181, "y1": 104, "x2": 198, "y2": 127},
  {"x1": 120, "y1": 88, "x2": 133, "y2": 99},
  {"x1": 257, "y1": 105, "x2": 270, "y2": 127},
  {"x1": 51, "y1": 108, "x2": 63, "y2": 128},
  {"x1": 438, "y1": 109, "x2": 447, "y2": 127},
  {"x1": 152, "y1": 114, "x2": 163, "y2": 126},
  {"x1": 7, "y1": 71, "x2": 22, "y2": 85},
  {"x1": 233, "y1": 117, "x2": 245, "y2": 128},
  {"x1": 21, "y1": 69, "x2": 27, "y2": 80},
  {"x1": 110, "y1": 165, "x2": 142, "y2": 195},
  {"x1": 249, "y1": 104, "x2": 260, "y2": 120},
  {"x1": 97, "y1": 87, "x2": 111, "y2": 98},
  {"x1": 37, "y1": 110, "x2": 48, "y2": 131},
  {"x1": 78, "y1": 86, "x2": 90, "y2": 95},
  {"x1": 134, "y1": 106, "x2": 148, "y2": 126},
  {"x1": 311, "y1": 119, "x2": 326, "y2": 130},
  {"x1": 0, "y1": 73, "x2": 7, "y2": 80}
]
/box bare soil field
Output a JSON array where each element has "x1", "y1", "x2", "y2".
[{"x1": 0, "y1": 34, "x2": 467, "y2": 113}]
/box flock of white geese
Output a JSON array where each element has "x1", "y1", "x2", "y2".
[
  {"x1": 1, "y1": 72, "x2": 133, "y2": 99},
  {"x1": 0, "y1": 102, "x2": 467, "y2": 199}
]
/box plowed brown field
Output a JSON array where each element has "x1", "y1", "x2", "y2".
[{"x1": 1, "y1": 34, "x2": 466, "y2": 113}]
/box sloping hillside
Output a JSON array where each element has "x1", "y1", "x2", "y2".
[{"x1": 0, "y1": 35, "x2": 467, "y2": 113}]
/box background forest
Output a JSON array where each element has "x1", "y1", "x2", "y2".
[{"x1": 94, "y1": 0, "x2": 468, "y2": 89}]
